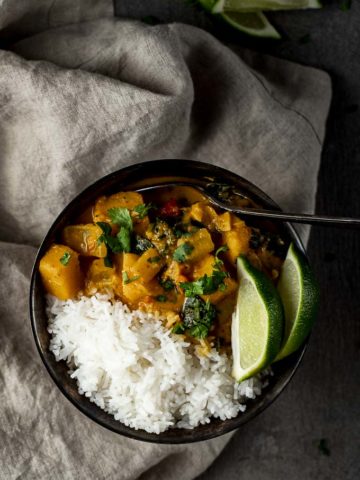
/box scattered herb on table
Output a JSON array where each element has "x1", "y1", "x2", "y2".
[
  {"x1": 59, "y1": 252, "x2": 71, "y2": 266},
  {"x1": 317, "y1": 438, "x2": 331, "y2": 456}
]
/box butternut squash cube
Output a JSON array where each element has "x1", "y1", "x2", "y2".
[
  {"x1": 84, "y1": 259, "x2": 118, "y2": 296},
  {"x1": 129, "y1": 248, "x2": 164, "y2": 283},
  {"x1": 222, "y1": 215, "x2": 251, "y2": 264},
  {"x1": 62, "y1": 224, "x2": 107, "y2": 258},
  {"x1": 176, "y1": 228, "x2": 214, "y2": 263},
  {"x1": 39, "y1": 245, "x2": 83, "y2": 300},
  {"x1": 93, "y1": 192, "x2": 144, "y2": 224}
]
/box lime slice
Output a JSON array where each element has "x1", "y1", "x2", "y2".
[
  {"x1": 275, "y1": 243, "x2": 319, "y2": 361},
  {"x1": 212, "y1": 0, "x2": 322, "y2": 13},
  {"x1": 220, "y1": 11, "x2": 281, "y2": 38},
  {"x1": 232, "y1": 255, "x2": 284, "y2": 381}
]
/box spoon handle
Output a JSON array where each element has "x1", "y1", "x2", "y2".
[{"x1": 230, "y1": 207, "x2": 360, "y2": 229}]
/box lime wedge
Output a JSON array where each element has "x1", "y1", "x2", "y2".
[
  {"x1": 232, "y1": 255, "x2": 284, "y2": 382},
  {"x1": 220, "y1": 11, "x2": 281, "y2": 38},
  {"x1": 275, "y1": 243, "x2": 319, "y2": 361},
  {"x1": 212, "y1": 0, "x2": 322, "y2": 13}
]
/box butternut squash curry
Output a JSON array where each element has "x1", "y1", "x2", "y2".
[{"x1": 39, "y1": 186, "x2": 285, "y2": 349}]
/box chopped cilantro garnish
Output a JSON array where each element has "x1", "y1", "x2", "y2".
[
  {"x1": 117, "y1": 228, "x2": 131, "y2": 253},
  {"x1": 180, "y1": 266, "x2": 228, "y2": 297},
  {"x1": 104, "y1": 255, "x2": 113, "y2": 268},
  {"x1": 122, "y1": 271, "x2": 140, "y2": 285},
  {"x1": 155, "y1": 294, "x2": 167, "y2": 302},
  {"x1": 214, "y1": 245, "x2": 229, "y2": 268},
  {"x1": 133, "y1": 203, "x2": 155, "y2": 219},
  {"x1": 171, "y1": 323, "x2": 185, "y2": 334},
  {"x1": 59, "y1": 252, "x2": 71, "y2": 266},
  {"x1": 159, "y1": 278, "x2": 175, "y2": 291},
  {"x1": 182, "y1": 297, "x2": 216, "y2": 339},
  {"x1": 147, "y1": 256, "x2": 161, "y2": 264},
  {"x1": 107, "y1": 207, "x2": 133, "y2": 230},
  {"x1": 173, "y1": 242, "x2": 194, "y2": 263}
]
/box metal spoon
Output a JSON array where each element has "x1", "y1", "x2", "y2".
[{"x1": 136, "y1": 182, "x2": 360, "y2": 229}]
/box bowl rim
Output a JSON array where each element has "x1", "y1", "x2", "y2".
[{"x1": 29, "y1": 158, "x2": 309, "y2": 444}]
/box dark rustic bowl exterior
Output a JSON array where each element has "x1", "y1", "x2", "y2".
[{"x1": 30, "y1": 159, "x2": 308, "y2": 444}]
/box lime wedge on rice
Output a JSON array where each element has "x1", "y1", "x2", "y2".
[
  {"x1": 212, "y1": 0, "x2": 322, "y2": 13},
  {"x1": 232, "y1": 255, "x2": 284, "y2": 382},
  {"x1": 275, "y1": 243, "x2": 319, "y2": 361}
]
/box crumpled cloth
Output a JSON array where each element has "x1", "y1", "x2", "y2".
[{"x1": 0, "y1": 1, "x2": 331, "y2": 479}]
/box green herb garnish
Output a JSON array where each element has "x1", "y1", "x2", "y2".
[
  {"x1": 59, "y1": 252, "x2": 71, "y2": 266},
  {"x1": 173, "y1": 242, "x2": 194, "y2": 263},
  {"x1": 122, "y1": 271, "x2": 140, "y2": 285},
  {"x1": 134, "y1": 203, "x2": 155, "y2": 219},
  {"x1": 180, "y1": 269, "x2": 228, "y2": 297},
  {"x1": 155, "y1": 294, "x2": 167, "y2": 302},
  {"x1": 214, "y1": 245, "x2": 229, "y2": 268},
  {"x1": 97, "y1": 218, "x2": 131, "y2": 254},
  {"x1": 147, "y1": 256, "x2": 161, "y2": 264},
  {"x1": 108, "y1": 207, "x2": 133, "y2": 230},
  {"x1": 182, "y1": 297, "x2": 216, "y2": 339},
  {"x1": 159, "y1": 278, "x2": 175, "y2": 291},
  {"x1": 171, "y1": 323, "x2": 185, "y2": 334},
  {"x1": 104, "y1": 255, "x2": 113, "y2": 268}
]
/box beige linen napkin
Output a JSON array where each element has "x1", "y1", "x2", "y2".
[{"x1": 0, "y1": 1, "x2": 331, "y2": 479}]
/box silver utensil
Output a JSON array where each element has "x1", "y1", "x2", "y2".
[{"x1": 136, "y1": 182, "x2": 360, "y2": 229}]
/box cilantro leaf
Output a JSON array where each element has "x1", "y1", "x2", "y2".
[
  {"x1": 180, "y1": 269, "x2": 228, "y2": 297},
  {"x1": 171, "y1": 323, "x2": 185, "y2": 334},
  {"x1": 182, "y1": 297, "x2": 216, "y2": 339},
  {"x1": 155, "y1": 295, "x2": 167, "y2": 302},
  {"x1": 173, "y1": 242, "x2": 194, "y2": 263},
  {"x1": 59, "y1": 252, "x2": 71, "y2": 266},
  {"x1": 133, "y1": 203, "x2": 155, "y2": 219},
  {"x1": 317, "y1": 438, "x2": 330, "y2": 456},
  {"x1": 122, "y1": 271, "x2": 140, "y2": 284},
  {"x1": 104, "y1": 255, "x2": 113, "y2": 268},
  {"x1": 340, "y1": 0, "x2": 351, "y2": 11},
  {"x1": 107, "y1": 207, "x2": 133, "y2": 231},
  {"x1": 97, "y1": 222, "x2": 112, "y2": 236},
  {"x1": 147, "y1": 256, "x2": 161, "y2": 264},
  {"x1": 214, "y1": 245, "x2": 229, "y2": 268},
  {"x1": 159, "y1": 278, "x2": 175, "y2": 291},
  {"x1": 117, "y1": 228, "x2": 131, "y2": 253}
]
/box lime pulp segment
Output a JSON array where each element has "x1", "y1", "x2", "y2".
[
  {"x1": 220, "y1": 11, "x2": 281, "y2": 38},
  {"x1": 275, "y1": 243, "x2": 319, "y2": 361},
  {"x1": 212, "y1": 0, "x2": 321, "y2": 13},
  {"x1": 232, "y1": 256, "x2": 284, "y2": 381}
]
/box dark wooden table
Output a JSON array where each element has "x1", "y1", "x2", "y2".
[{"x1": 115, "y1": 2, "x2": 360, "y2": 478}]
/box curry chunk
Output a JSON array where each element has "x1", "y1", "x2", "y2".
[
  {"x1": 62, "y1": 224, "x2": 107, "y2": 258},
  {"x1": 222, "y1": 215, "x2": 251, "y2": 264},
  {"x1": 128, "y1": 248, "x2": 165, "y2": 283},
  {"x1": 93, "y1": 192, "x2": 144, "y2": 224},
  {"x1": 176, "y1": 228, "x2": 214, "y2": 263},
  {"x1": 85, "y1": 259, "x2": 118, "y2": 296},
  {"x1": 39, "y1": 245, "x2": 83, "y2": 300}
]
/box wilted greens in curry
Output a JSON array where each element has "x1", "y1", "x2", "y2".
[{"x1": 39, "y1": 186, "x2": 284, "y2": 346}]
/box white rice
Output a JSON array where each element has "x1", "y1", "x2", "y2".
[{"x1": 47, "y1": 294, "x2": 267, "y2": 433}]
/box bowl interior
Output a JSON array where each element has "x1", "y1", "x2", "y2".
[{"x1": 30, "y1": 159, "x2": 307, "y2": 444}]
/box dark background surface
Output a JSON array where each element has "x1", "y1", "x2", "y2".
[{"x1": 114, "y1": 1, "x2": 360, "y2": 479}]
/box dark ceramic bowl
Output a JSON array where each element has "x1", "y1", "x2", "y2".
[{"x1": 30, "y1": 159, "x2": 308, "y2": 444}]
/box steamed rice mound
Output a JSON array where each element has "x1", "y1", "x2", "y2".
[{"x1": 47, "y1": 294, "x2": 265, "y2": 433}]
